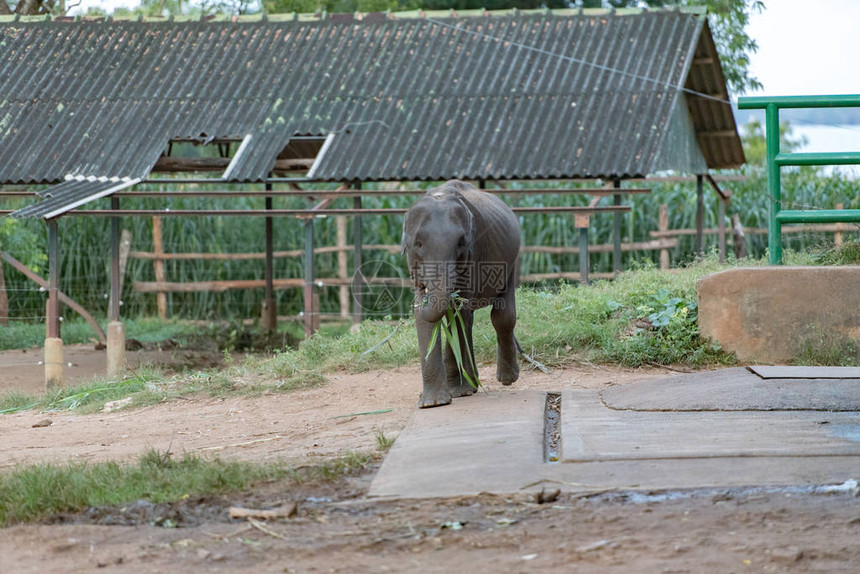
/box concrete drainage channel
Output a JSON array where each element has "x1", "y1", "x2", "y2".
[{"x1": 544, "y1": 392, "x2": 561, "y2": 463}]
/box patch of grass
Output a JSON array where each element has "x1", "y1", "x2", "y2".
[
  {"x1": 792, "y1": 324, "x2": 857, "y2": 366},
  {"x1": 375, "y1": 430, "x2": 396, "y2": 451},
  {"x1": 0, "y1": 449, "x2": 372, "y2": 527},
  {"x1": 506, "y1": 258, "x2": 736, "y2": 368},
  {"x1": 810, "y1": 239, "x2": 860, "y2": 266},
  {"x1": 0, "y1": 368, "x2": 164, "y2": 415}
]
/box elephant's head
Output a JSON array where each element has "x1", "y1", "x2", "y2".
[{"x1": 402, "y1": 186, "x2": 476, "y2": 323}]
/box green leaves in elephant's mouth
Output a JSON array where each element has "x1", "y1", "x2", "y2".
[{"x1": 424, "y1": 292, "x2": 480, "y2": 389}]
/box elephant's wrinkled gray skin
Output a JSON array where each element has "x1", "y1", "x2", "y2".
[{"x1": 401, "y1": 180, "x2": 521, "y2": 408}]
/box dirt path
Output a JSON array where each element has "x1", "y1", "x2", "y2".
[
  {"x1": 1, "y1": 350, "x2": 858, "y2": 572},
  {"x1": 0, "y1": 349, "x2": 655, "y2": 468},
  {"x1": 1, "y1": 483, "x2": 857, "y2": 573}
]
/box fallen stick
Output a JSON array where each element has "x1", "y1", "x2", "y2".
[
  {"x1": 229, "y1": 504, "x2": 298, "y2": 520},
  {"x1": 247, "y1": 517, "x2": 289, "y2": 540}
]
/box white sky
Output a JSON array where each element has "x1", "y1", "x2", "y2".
[
  {"x1": 71, "y1": 0, "x2": 860, "y2": 99},
  {"x1": 747, "y1": 0, "x2": 860, "y2": 97}
]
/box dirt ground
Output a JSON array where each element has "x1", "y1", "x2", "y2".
[{"x1": 0, "y1": 346, "x2": 858, "y2": 572}]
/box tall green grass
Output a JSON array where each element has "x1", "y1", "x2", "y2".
[{"x1": 3, "y1": 165, "x2": 858, "y2": 324}]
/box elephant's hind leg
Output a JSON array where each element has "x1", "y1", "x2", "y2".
[{"x1": 492, "y1": 279, "x2": 519, "y2": 385}]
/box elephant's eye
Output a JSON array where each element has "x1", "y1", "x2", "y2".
[
  {"x1": 457, "y1": 236, "x2": 466, "y2": 249},
  {"x1": 415, "y1": 239, "x2": 423, "y2": 249}
]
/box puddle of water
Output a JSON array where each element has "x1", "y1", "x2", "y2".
[
  {"x1": 544, "y1": 392, "x2": 561, "y2": 464},
  {"x1": 829, "y1": 424, "x2": 860, "y2": 442}
]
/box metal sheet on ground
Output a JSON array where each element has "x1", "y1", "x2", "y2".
[
  {"x1": 601, "y1": 368, "x2": 860, "y2": 411},
  {"x1": 562, "y1": 389, "x2": 860, "y2": 461},
  {"x1": 750, "y1": 365, "x2": 860, "y2": 379}
]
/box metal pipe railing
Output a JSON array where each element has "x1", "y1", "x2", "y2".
[{"x1": 737, "y1": 94, "x2": 860, "y2": 264}]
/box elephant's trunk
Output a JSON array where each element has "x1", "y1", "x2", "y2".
[{"x1": 416, "y1": 286, "x2": 451, "y2": 324}]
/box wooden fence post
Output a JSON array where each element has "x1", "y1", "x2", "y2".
[
  {"x1": 718, "y1": 197, "x2": 727, "y2": 263},
  {"x1": 835, "y1": 203, "x2": 844, "y2": 247},
  {"x1": 732, "y1": 214, "x2": 747, "y2": 259},
  {"x1": 658, "y1": 204, "x2": 670, "y2": 270},
  {"x1": 575, "y1": 214, "x2": 590, "y2": 285},
  {"x1": 152, "y1": 216, "x2": 167, "y2": 320}
]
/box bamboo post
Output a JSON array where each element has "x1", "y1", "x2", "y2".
[
  {"x1": 152, "y1": 216, "x2": 167, "y2": 319},
  {"x1": 658, "y1": 204, "x2": 670, "y2": 270},
  {"x1": 336, "y1": 215, "x2": 350, "y2": 318},
  {"x1": 835, "y1": 203, "x2": 844, "y2": 247}
]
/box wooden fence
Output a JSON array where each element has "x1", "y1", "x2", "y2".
[{"x1": 131, "y1": 212, "x2": 677, "y2": 321}]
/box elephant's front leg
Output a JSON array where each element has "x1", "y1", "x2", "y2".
[
  {"x1": 416, "y1": 316, "x2": 452, "y2": 408},
  {"x1": 445, "y1": 308, "x2": 478, "y2": 397}
]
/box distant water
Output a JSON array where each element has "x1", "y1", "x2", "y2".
[{"x1": 786, "y1": 123, "x2": 860, "y2": 177}]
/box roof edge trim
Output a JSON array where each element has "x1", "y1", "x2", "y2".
[
  {"x1": 306, "y1": 133, "x2": 336, "y2": 180},
  {"x1": 222, "y1": 135, "x2": 254, "y2": 181},
  {"x1": 41, "y1": 177, "x2": 141, "y2": 220}
]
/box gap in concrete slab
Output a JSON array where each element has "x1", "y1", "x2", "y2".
[{"x1": 544, "y1": 392, "x2": 561, "y2": 463}]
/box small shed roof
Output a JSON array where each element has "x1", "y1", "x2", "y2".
[{"x1": 1, "y1": 8, "x2": 744, "y2": 217}]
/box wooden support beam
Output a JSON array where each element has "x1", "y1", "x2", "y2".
[
  {"x1": 152, "y1": 156, "x2": 314, "y2": 173},
  {"x1": 0, "y1": 251, "x2": 107, "y2": 345}
]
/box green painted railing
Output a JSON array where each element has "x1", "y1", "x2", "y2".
[{"x1": 737, "y1": 94, "x2": 860, "y2": 264}]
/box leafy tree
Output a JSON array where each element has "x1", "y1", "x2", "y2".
[
  {"x1": 741, "y1": 119, "x2": 807, "y2": 166},
  {"x1": 0, "y1": 0, "x2": 60, "y2": 15}
]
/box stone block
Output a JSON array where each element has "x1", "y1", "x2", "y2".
[{"x1": 697, "y1": 266, "x2": 860, "y2": 363}]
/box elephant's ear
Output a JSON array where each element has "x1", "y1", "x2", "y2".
[
  {"x1": 460, "y1": 197, "x2": 478, "y2": 258},
  {"x1": 400, "y1": 231, "x2": 407, "y2": 255}
]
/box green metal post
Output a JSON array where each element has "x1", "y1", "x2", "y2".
[{"x1": 765, "y1": 103, "x2": 782, "y2": 264}]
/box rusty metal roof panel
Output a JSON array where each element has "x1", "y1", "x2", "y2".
[{"x1": 0, "y1": 9, "x2": 743, "y2": 188}]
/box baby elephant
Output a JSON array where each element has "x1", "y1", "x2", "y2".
[{"x1": 401, "y1": 180, "x2": 521, "y2": 408}]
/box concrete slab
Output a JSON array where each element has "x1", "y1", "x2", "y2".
[
  {"x1": 562, "y1": 389, "x2": 860, "y2": 461},
  {"x1": 370, "y1": 392, "x2": 860, "y2": 498},
  {"x1": 369, "y1": 390, "x2": 546, "y2": 499},
  {"x1": 750, "y1": 365, "x2": 860, "y2": 379},
  {"x1": 601, "y1": 368, "x2": 860, "y2": 411}
]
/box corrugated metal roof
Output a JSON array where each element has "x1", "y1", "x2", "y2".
[
  {"x1": 0, "y1": 8, "x2": 744, "y2": 191},
  {"x1": 11, "y1": 176, "x2": 141, "y2": 219}
]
